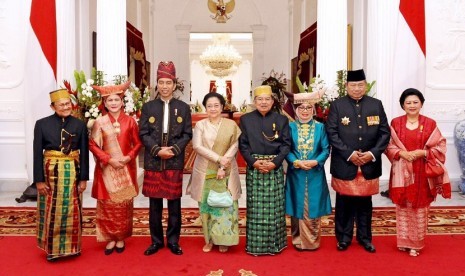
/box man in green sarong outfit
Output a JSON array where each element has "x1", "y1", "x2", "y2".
[{"x1": 239, "y1": 85, "x2": 291, "y2": 255}]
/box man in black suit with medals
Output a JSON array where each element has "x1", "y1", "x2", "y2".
[{"x1": 326, "y1": 69, "x2": 390, "y2": 253}]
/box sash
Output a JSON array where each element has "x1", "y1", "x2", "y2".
[
  {"x1": 206, "y1": 119, "x2": 240, "y2": 172},
  {"x1": 91, "y1": 115, "x2": 137, "y2": 203},
  {"x1": 386, "y1": 125, "x2": 451, "y2": 202}
]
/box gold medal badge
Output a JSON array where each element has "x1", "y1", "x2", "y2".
[
  {"x1": 177, "y1": 116, "x2": 183, "y2": 123},
  {"x1": 341, "y1": 116, "x2": 351, "y2": 126},
  {"x1": 366, "y1": 116, "x2": 380, "y2": 126},
  {"x1": 149, "y1": 116, "x2": 156, "y2": 123}
]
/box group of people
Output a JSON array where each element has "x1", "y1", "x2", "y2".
[{"x1": 34, "y1": 63, "x2": 450, "y2": 262}]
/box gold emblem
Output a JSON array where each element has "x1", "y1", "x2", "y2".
[
  {"x1": 149, "y1": 116, "x2": 156, "y2": 123},
  {"x1": 341, "y1": 116, "x2": 351, "y2": 126},
  {"x1": 177, "y1": 116, "x2": 183, "y2": 123},
  {"x1": 367, "y1": 116, "x2": 380, "y2": 126}
]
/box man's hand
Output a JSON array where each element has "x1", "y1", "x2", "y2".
[
  {"x1": 78, "y1": 180, "x2": 87, "y2": 194},
  {"x1": 349, "y1": 151, "x2": 365, "y2": 166},
  {"x1": 158, "y1": 146, "x2": 175, "y2": 159},
  {"x1": 37, "y1": 182, "x2": 50, "y2": 196},
  {"x1": 357, "y1": 152, "x2": 373, "y2": 165}
]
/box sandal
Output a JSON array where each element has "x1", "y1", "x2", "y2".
[
  {"x1": 219, "y1": 246, "x2": 228, "y2": 253},
  {"x1": 409, "y1": 249, "x2": 420, "y2": 257},
  {"x1": 398, "y1": 247, "x2": 408, "y2": 252},
  {"x1": 203, "y1": 243, "x2": 213, "y2": 253}
]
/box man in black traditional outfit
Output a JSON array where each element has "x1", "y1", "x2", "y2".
[
  {"x1": 33, "y1": 89, "x2": 89, "y2": 262},
  {"x1": 139, "y1": 61, "x2": 192, "y2": 256},
  {"x1": 326, "y1": 69, "x2": 390, "y2": 253},
  {"x1": 239, "y1": 85, "x2": 291, "y2": 255}
]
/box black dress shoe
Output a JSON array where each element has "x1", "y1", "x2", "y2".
[
  {"x1": 115, "y1": 244, "x2": 125, "y2": 253},
  {"x1": 337, "y1": 242, "x2": 349, "y2": 251},
  {"x1": 167, "y1": 243, "x2": 183, "y2": 255},
  {"x1": 104, "y1": 247, "x2": 115, "y2": 255},
  {"x1": 361, "y1": 242, "x2": 376, "y2": 253},
  {"x1": 144, "y1": 243, "x2": 164, "y2": 256}
]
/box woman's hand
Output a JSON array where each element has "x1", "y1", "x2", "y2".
[
  {"x1": 108, "y1": 158, "x2": 125, "y2": 169},
  {"x1": 120, "y1": 156, "x2": 131, "y2": 165},
  {"x1": 399, "y1": 150, "x2": 417, "y2": 162},
  {"x1": 217, "y1": 168, "x2": 226, "y2": 180},
  {"x1": 219, "y1": 156, "x2": 231, "y2": 168}
]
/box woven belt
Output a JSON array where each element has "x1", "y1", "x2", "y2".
[{"x1": 44, "y1": 150, "x2": 79, "y2": 160}]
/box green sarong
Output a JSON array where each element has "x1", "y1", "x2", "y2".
[
  {"x1": 199, "y1": 172, "x2": 239, "y2": 246},
  {"x1": 245, "y1": 157, "x2": 287, "y2": 255}
]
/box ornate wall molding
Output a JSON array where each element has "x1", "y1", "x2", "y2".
[{"x1": 0, "y1": 101, "x2": 24, "y2": 121}]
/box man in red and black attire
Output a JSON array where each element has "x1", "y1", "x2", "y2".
[{"x1": 139, "y1": 61, "x2": 192, "y2": 255}]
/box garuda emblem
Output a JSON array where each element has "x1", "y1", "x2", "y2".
[{"x1": 208, "y1": 0, "x2": 235, "y2": 23}]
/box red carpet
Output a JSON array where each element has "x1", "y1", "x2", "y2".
[{"x1": 1, "y1": 235, "x2": 464, "y2": 275}]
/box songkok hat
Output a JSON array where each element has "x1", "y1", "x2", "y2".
[
  {"x1": 49, "y1": 89, "x2": 70, "y2": 103},
  {"x1": 347, "y1": 69, "x2": 366, "y2": 82},
  {"x1": 157, "y1": 61, "x2": 176, "y2": 81},
  {"x1": 253, "y1": 85, "x2": 272, "y2": 98},
  {"x1": 92, "y1": 81, "x2": 131, "y2": 98},
  {"x1": 293, "y1": 90, "x2": 324, "y2": 105}
]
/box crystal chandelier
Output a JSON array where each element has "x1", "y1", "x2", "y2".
[{"x1": 200, "y1": 34, "x2": 242, "y2": 78}]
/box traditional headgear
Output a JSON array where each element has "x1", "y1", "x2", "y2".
[
  {"x1": 92, "y1": 81, "x2": 131, "y2": 98},
  {"x1": 157, "y1": 61, "x2": 176, "y2": 81},
  {"x1": 253, "y1": 85, "x2": 272, "y2": 98},
  {"x1": 293, "y1": 90, "x2": 324, "y2": 105},
  {"x1": 347, "y1": 69, "x2": 366, "y2": 82},
  {"x1": 49, "y1": 89, "x2": 70, "y2": 103}
]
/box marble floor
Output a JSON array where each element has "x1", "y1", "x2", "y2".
[{"x1": 2, "y1": 174, "x2": 464, "y2": 208}]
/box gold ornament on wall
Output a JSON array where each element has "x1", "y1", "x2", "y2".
[{"x1": 208, "y1": 0, "x2": 235, "y2": 23}]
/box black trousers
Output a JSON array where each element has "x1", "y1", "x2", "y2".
[
  {"x1": 334, "y1": 193, "x2": 373, "y2": 244},
  {"x1": 148, "y1": 197, "x2": 181, "y2": 246}
]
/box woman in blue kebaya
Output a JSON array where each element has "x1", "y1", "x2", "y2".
[{"x1": 285, "y1": 92, "x2": 332, "y2": 251}]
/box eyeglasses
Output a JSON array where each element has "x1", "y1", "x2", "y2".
[
  {"x1": 56, "y1": 102, "x2": 72, "y2": 109},
  {"x1": 297, "y1": 106, "x2": 313, "y2": 111}
]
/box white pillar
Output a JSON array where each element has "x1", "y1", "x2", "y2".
[
  {"x1": 96, "y1": 0, "x2": 127, "y2": 83},
  {"x1": 56, "y1": 0, "x2": 76, "y2": 84},
  {"x1": 366, "y1": 1, "x2": 398, "y2": 118},
  {"x1": 316, "y1": 0, "x2": 347, "y2": 86},
  {"x1": 175, "y1": 24, "x2": 191, "y2": 103},
  {"x1": 251, "y1": 24, "x2": 267, "y2": 89}
]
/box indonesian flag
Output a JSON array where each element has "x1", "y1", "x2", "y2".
[
  {"x1": 392, "y1": 0, "x2": 426, "y2": 115},
  {"x1": 25, "y1": 0, "x2": 57, "y2": 181}
]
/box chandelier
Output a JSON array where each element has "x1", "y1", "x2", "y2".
[{"x1": 199, "y1": 34, "x2": 242, "y2": 78}]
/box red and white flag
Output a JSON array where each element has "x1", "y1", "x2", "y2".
[
  {"x1": 392, "y1": 0, "x2": 426, "y2": 115},
  {"x1": 25, "y1": 0, "x2": 57, "y2": 181}
]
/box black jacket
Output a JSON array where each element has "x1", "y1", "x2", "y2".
[
  {"x1": 325, "y1": 96, "x2": 390, "y2": 180},
  {"x1": 139, "y1": 98, "x2": 192, "y2": 171}
]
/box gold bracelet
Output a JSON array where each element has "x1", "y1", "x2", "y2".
[{"x1": 293, "y1": 160, "x2": 300, "y2": 168}]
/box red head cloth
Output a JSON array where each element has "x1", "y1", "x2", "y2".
[
  {"x1": 157, "y1": 61, "x2": 176, "y2": 81},
  {"x1": 92, "y1": 81, "x2": 131, "y2": 98}
]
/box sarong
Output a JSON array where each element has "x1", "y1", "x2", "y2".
[
  {"x1": 37, "y1": 150, "x2": 82, "y2": 259},
  {"x1": 96, "y1": 199, "x2": 134, "y2": 242},
  {"x1": 199, "y1": 176, "x2": 239, "y2": 246},
  {"x1": 291, "y1": 185, "x2": 322, "y2": 250},
  {"x1": 142, "y1": 170, "x2": 183, "y2": 199},
  {"x1": 396, "y1": 204, "x2": 428, "y2": 250},
  {"x1": 245, "y1": 155, "x2": 287, "y2": 255}
]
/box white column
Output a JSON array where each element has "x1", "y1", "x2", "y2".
[
  {"x1": 366, "y1": 1, "x2": 398, "y2": 118},
  {"x1": 97, "y1": 0, "x2": 127, "y2": 83},
  {"x1": 56, "y1": 0, "x2": 76, "y2": 84},
  {"x1": 175, "y1": 24, "x2": 191, "y2": 103},
  {"x1": 251, "y1": 24, "x2": 267, "y2": 89},
  {"x1": 316, "y1": 0, "x2": 347, "y2": 86}
]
